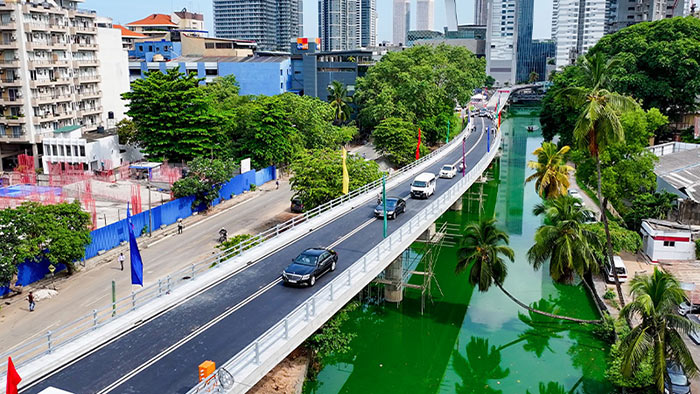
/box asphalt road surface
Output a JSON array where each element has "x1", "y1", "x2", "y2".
[{"x1": 23, "y1": 117, "x2": 495, "y2": 394}]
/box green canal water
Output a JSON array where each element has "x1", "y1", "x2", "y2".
[{"x1": 305, "y1": 107, "x2": 613, "y2": 394}]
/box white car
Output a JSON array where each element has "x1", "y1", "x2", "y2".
[
  {"x1": 439, "y1": 164, "x2": 457, "y2": 179},
  {"x1": 568, "y1": 189, "x2": 582, "y2": 200}
]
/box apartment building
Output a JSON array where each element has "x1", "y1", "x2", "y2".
[
  {"x1": 485, "y1": 0, "x2": 517, "y2": 85},
  {"x1": 392, "y1": 0, "x2": 410, "y2": 45},
  {"x1": 609, "y1": 0, "x2": 689, "y2": 32},
  {"x1": 551, "y1": 0, "x2": 609, "y2": 68},
  {"x1": 416, "y1": 0, "x2": 435, "y2": 31},
  {"x1": 318, "y1": 0, "x2": 376, "y2": 51},
  {"x1": 0, "y1": 0, "x2": 115, "y2": 170}
]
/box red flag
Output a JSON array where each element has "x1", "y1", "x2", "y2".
[
  {"x1": 415, "y1": 128, "x2": 422, "y2": 160},
  {"x1": 498, "y1": 111, "x2": 501, "y2": 129},
  {"x1": 6, "y1": 357, "x2": 21, "y2": 394}
]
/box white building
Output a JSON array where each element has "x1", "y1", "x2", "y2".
[
  {"x1": 416, "y1": 0, "x2": 435, "y2": 31},
  {"x1": 0, "y1": 0, "x2": 120, "y2": 171},
  {"x1": 551, "y1": 0, "x2": 608, "y2": 68},
  {"x1": 41, "y1": 124, "x2": 120, "y2": 173},
  {"x1": 641, "y1": 219, "x2": 698, "y2": 263},
  {"x1": 392, "y1": 0, "x2": 410, "y2": 45},
  {"x1": 486, "y1": 0, "x2": 517, "y2": 85},
  {"x1": 95, "y1": 17, "x2": 128, "y2": 131}
]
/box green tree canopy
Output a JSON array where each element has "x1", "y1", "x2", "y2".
[
  {"x1": 0, "y1": 201, "x2": 91, "y2": 282},
  {"x1": 372, "y1": 117, "x2": 428, "y2": 167},
  {"x1": 327, "y1": 80, "x2": 353, "y2": 125},
  {"x1": 355, "y1": 44, "x2": 485, "y2": 142},
  {"x1": 122, "y1": 68, "x2": 222, "y2": 161},
  {"x1": 587, "y1": 16, "x2": 700, "y2": 122},
  {"x1": 622, "y1": 192, "x2": 677, "y2": 232},
  {"x1": 525, "y1": 142, "x2": 574, "y2": 199},
  {"x1": 277, "y1": 93, "x2": 356, "y2": 149},
  {"x1": 172, "y1": 157, "x2": 238, "y2": 209},
  {"x1": 290, "y1": 149, "x2": 382, "y2": 210},
  {"x1": 201, "y1": 74, "x2": 242, "y2": 113},
  {"x1": 584, "y1": 221, "x2": 642, "y2": 265}
]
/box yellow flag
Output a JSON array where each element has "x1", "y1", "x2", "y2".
[{"x1": 342, "y1": 147, "x2": 349, "y2": 194}]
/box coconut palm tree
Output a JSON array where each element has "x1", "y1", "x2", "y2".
[
  {"x1": 527, "y1": 196, "x2": 600, "y2": 283},
  {"x1": 528, "y1": 71, "x2": 539, "y2": 84},
  {"x1": 619, "y1": 268, "x2": 699, "y2": 392},
  {"x1": 526, "y1": 142, "x2": 574, "y2": 199},
  {"x1": 453, "y1": 337, "x2": 509, "y2": 394},
  {"x1": 327, "y1": 80, "x2": 352, "y2": 125},
  {"x1": 560, "y1": 52, "x2": 639, "y2": 307},
  {"x1": 456, "y1": 218, "x2": 600, "y2": 324}
]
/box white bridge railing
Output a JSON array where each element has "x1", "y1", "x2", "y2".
[
  {"x1": 187, "y1": 131, "x2": 502, "y2": 394},
  {"x1": 1, "y1": 122, "x2": 477, "y2": 378}
]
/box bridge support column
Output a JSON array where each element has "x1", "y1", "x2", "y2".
[
  {"x1": 384, "y1": 255, "x2": 403, "y2": 303},
  {"x1": 418, "y1": 223, "x2": 436, "y2": 241},
  {"x1": 449, "y1": 198, "x2": 463, "y2": 211}
]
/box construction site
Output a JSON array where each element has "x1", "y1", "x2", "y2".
[{"x1": 0, "y1": 154, "x2": 182, "y2": 229}]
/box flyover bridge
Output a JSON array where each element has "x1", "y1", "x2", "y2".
[
  {"x1": 17, "y1": 117, "x2": 501, "y2": 394},
  {"x1": 486, "y1": 83, "x2": 548, "y2": 112}
]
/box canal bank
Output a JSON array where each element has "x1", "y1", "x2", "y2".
[{"x1": 304, "y1": 106, "x2": 613, "y2": 393}]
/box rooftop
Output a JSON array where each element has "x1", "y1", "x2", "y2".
[
  {"x1": 114, "y1": 24, "x2": 147, "y2": 38},
  {"x1": 644, "y1": 219, "x2": 700, "y2": 233},
  {"x1": 172, "y1": 55, "x2": 290, "y2": 63},
  {"x1": 654, "y1": 146, "x2": 700, "y2": 202},
  {"x1": 127, "y1": 14, "x2": 177, "y2": 27},
  {"x1": 54, "y1": 125, "x2": 81, "y2": 133}
]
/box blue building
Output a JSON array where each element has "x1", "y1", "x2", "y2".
[{"x1": 129, "y1": 39, "x2": 181, "y2": 62}]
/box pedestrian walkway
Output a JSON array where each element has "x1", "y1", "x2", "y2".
[{"x1": 0, "y1": 179, "x2": 294, "y2": 351}]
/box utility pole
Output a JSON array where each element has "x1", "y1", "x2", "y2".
[
  {"x1": 112, "y1": 280, "x2": 116, "y2": 317},
  {"x1": 382, "y1": 175, "x2": 387, "y2": 238}
]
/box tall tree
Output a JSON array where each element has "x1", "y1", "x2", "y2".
[
  {"x1": 372, "y1": 117, "x2": 428, "y2": 167},
  {"x1": 619, "y1": 268, "x2": 698, "y2": 392},
  {"x1": 526, "y1": 142, "x2": 574, "y2": 199},
  {"x1": 527, "y1": 196, "x2": 600, "y2": 283},
  {"x1": 327, "y1": 81, "x2": 353, "y2": 125},
  {"x1": 456, "y1": 219, "x2": 600, "y2": 324},
  {"x1": 201, "y1": 74, "x2": 242, "y2": 112},
  {"x1": 172, "y1": 157, "x2": 238, "y2": 210},
  {"x1": 528, "y1": 71, "x2": 539, "y2": 84},
  {"x1": 121, "y1": 68, "x2": 222, "y2": 161},
  {"x1": 561, "y1": 52, "x2": 639, "y2": 307}
]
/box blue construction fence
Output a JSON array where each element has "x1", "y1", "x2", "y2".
[{"x1": 0, "y1": 166, "x2": 276, "y2": 296}]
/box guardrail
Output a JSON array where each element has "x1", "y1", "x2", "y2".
[
  {"x1": 187, "y1": 129, "x2": 502, "y2": 394},
  {"x1": 0, "y1": 121, "x2": 477, "y2": 376}
]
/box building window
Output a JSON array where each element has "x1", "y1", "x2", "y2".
[
  {"x1": 138, "y1": 45, "x2": 143, "y2": 51},
  {"x1": 205, "y1": 69, "x2": 217, "y2": 76},
  {"x1": 79, "y1": 145, "x2": 85, "y2": 157},
  {"x1": 148, "y1": 46, "x2": 153, "y2": 52},
  {"x1": 663, "y1": 241, "x2": 676, "y2": 247},
  {"x1": 205, "y1": 43, "x2": 215, "y2": 49}
]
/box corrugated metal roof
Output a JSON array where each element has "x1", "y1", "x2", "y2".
[{"x1": 655, "y1": 148, "x2": 700, "y2": 202}]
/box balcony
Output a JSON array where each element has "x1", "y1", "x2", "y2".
[
  {"x1": 24, "y1": 22, "x2": 49, "y2": 32},
  {"x1": 73, "y1": 59, "x2": 99, "y2": 67},
  {"x1": 29, "y1": 79, "x2": 53, "y2": 88},
  {"x1": 1, "y1": 77, "x2": 21, "y2": 86},
  {"x1": 0, "y1": 39, "x2": 18, "y2": 49},
  {"x1": 49, "y1": 23, "x2": 68, "y2": 32},
  {"x1": 54, "y1": 111, "x2": 74, "y2": 120},
  {"x1": 0, "y1": 3, "x2": 15, "y2": 11},
  {"x1": 52, "y1": 58, "x2": 70, "y2": 67},
  {"x1": 0, "y1": 115, "x2": 26, "y2": 125},
  {"x1": 0, "y1": 58, "x2": 19, "y2": 68},
  {"x1": 50, "y1": 40, "x2": 69, "y2": 50},
  {"x1": 71, "y1": 8, "x2": 96, "y2": 18},
  {"x1": 31, "y1": 95, "x2": 55, "y2": 106},
  {"x1": 0, "y1": 128, "x2": 28, "y2": 142},
  {"x1": 53, "y1": 76, "x2": 72, "y2": 85},
  {"x1": 26, "y1": 41, "x2": 52, "y2": 51},
  {"x1": 78, "y1": 90, "x2": 101, "y2": 99},
  {"x1": 33, "y1": 113, "x2": 55, "y2": 124},
  {"x1": 71, "y1": 42, "x2": 98, "y2": 51},
  {"x1": 70, "y1": 25, "x2": 97, "y2": 35},
  {"x1": 0, "y1": 21, "x2": 16, "y2": 30},
  {"x1": 27, "y1": 58, "x2": 52, "y2": 69},
  {"x1": 54, "y1": 93, "x2": 73, "y2": 102},
  {"x1": 77, "y1": 106, "x2": 101, "y2": 117},
  {"x1": 0, "y1": 97, "x2": 24, "y2": 106},
  {"x1": 75, "y1": 75, "x2": 100, "y2": 84}
]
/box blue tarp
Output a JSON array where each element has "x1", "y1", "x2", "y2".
[{"x1": 0, "y1": 166, "x2": 276, "y2": 295}]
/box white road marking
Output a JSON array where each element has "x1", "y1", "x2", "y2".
[
  {"x1": 327, "y1": 217, "x2": 376, "y2": 249},
  {"x1": 95, "y1": 278, "x2": 282, "y2": 394}
]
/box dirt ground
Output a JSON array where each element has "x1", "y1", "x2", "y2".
[{"x1": 249, "y1": 347, "x2": 310, "y2": 394}]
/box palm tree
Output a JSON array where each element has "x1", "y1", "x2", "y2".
[
  {"x1": 453, "y1": 337, "x2": 509, "y2": 394},
  {"x1": 456, "y1": 218, "x2": 600, "y2": 324},
  {"x1": 619, "y1": 268, "x2": 699, "y2": 392},
  {"x1": 327, "y1": 80, "x2": 352, "y2": 125},
  {"x1": 527, "y1": 196, "x2": 600, "y2": 283},
  {"x1": 560, "y1": 52, "x2": 639, "y2": 307},
  {"x1": 526, "y1": 142, "x2": 574, "y2": 199},
  {"x1": 528, "y1": 71, "x2": 539, "y2": 84}
]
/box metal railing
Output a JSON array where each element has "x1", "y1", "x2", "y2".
[
  {"x1": 187, "y1": 130, "x2": 502, "y2": 394},
  {"x1": 0, "y1": 121, "x2": 475, "y2": 376}
]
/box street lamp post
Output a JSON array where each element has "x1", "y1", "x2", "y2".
[{"x1": 382, "y1": 175, "x2": 387, "y2": 238}]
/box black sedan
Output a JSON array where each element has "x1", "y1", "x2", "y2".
[
  {"x1": 374, "y1": 197, "x2": 406, "y2": 219},
  {"x1": 282, "y1": 248, "x2": 337, "y2": 287}
]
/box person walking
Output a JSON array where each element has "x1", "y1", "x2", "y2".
[
  {"x1": 27, "y1": 291, "x2": 35, "y2": 312},
  {"x1": 118, "y1": 252, "x2": 125, "y2": 271},
  {"x1": 177, "y1": 218, "x2": 183, "y2": 235},
  {"x1": 275, "y1": 179, "x2": 279, "y2": 190}
]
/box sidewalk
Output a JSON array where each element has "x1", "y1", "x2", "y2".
[{"x1": 0, "y1": 178, "x2": 294, "y2": 352}]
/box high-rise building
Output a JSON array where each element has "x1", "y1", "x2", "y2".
[
  {"x1": 0, "y1": 0, "x2": 124, "y2": 169},
  {"x1": 393, "y1": 0, "x2": 410, "y2": 45},
  {"x1": 213, "y1": 0, "x2": 302, "y2": 52},
  {"x1": 416, "y1": 0, "x2": 435, "y2": 31},
  {"x1": 608, "y1": 0, "x2": 689, "y2": 32},
  {"x1": 551, "y1": 0, "x2": 609, "y2": 68},
  {"x1": 486, "y1": 0, "x2": 517, "y2": 85},
  {"x1": 474, "y1": 0, "x2": 489, "y2": 25},
  {"x1": 318, "y1": 0, "x2": 376, "y2": 51}
]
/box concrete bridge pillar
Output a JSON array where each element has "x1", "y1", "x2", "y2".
[
  {"x1": 418, "y1": 223, "x2": 436, "y2": 241},
  {"x1": 449, "y1": 198, "x2": 463, "y2": 211},
  {"x1": 384, "y1": 255, "x2": 403, "y2": 303}
]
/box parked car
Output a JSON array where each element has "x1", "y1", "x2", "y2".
[
  {"x1": 374, "y1": 197, "x2": 406, "y2": 219},
  {"x1": 678, "y1": 301, "x2": 700, "y2": 316},
  {"x1": 687, "y1": 315, "x2": 700, "y2": 344},
  {"x1": 282, "y1": 248, "x2": 337, "y2": 287},
  {"x1": 290, "y1": 197, "x2": 304, "y2": 213},
  {"x1": 568, "y1": 188, "x2": 582, "y2": 200},
  {"x1": 665, "y1": 360, "x2": 691, "y2": 394},
  {"x1": 440, "y1": 164, "x2": 457, "y2": 179},
  {"x1": 411, "y1": 173, "x2": 436, "y2": 199},
  {"x1": 603, "y1": 256, "x2": 628, "y2": 283},
  {"x1": 583, "y1": 210, "x2": 597, "y2": 224}
]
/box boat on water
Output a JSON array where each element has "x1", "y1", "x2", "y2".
[{"x1": 526, "y1": 125, "x2": 539, "y2": 132}]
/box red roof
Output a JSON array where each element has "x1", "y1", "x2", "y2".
[
  {"x1": 126, "y1": 14, "x2": 177, "y2": 27},
  {"x1": 114, "y1": 25, "x2": 147, "y2": 38}
]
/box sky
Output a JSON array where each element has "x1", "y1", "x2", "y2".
[{"x1": 83, "y1": 0, "x2": 554, "y2": 40}]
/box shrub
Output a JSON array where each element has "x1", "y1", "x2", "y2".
[
  {"x1": 603, "y1": 288, "x2": 616, "y2": 300},
  {"x1": 606, "y1": 341, "x2": 655, "y2": 390},
  {"x1": 696, "y1": 239, "x2": 700, "y2": 260}
]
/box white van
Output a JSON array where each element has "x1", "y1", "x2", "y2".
[
  {"x1": 411, "y1": 173, "x2": 436, "y2": 199},
  {"x1": 604, "y1": 256, "x2": 628, "y2": 283}
]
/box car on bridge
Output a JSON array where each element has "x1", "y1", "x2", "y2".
[
  {"x1": 439, "y1": 164, "x2": 457, "y2": 179},
  {"x1": 374, "y1": 197, "x2": 406, "y2": 219},
  {"x1": 282, "y1": 248, "x2": 338, "y2": 287},
  {"x1": 411, "y1": 173, "x2": 436, "y2": 199}
]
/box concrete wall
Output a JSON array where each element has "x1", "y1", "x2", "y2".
[
  {"x1": 86, "y1": 134, "x2": 121, "y2": 170},
  {"x1": 641, "y1": 222, "x2": 696, "y2": 262},
  {"x1": 96, "y1": 26, "x2": 129, "y2": 129}
]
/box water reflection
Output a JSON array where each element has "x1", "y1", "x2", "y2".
[{"x1": 452, "y1": 337, "x2": 509, "y2": 394}]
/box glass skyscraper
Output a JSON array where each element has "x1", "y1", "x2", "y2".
[{"x1": 515, "y1": 0, "x2": 554, "y2": 83}]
